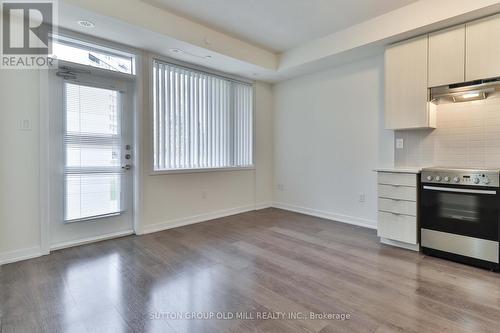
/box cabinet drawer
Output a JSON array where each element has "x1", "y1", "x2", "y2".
[
  {"x1": 378, "y1": 172, "x2": 416, "y2": 187},
  {"x1": 378, "y1": 184, "x2": 416, "y2": 201},
  {"x1": 378, "y1": 198, "x2": 417, "y2": 216},
  {"x1": 377, "y1": 212, "x2": 417, "y2": 244}
]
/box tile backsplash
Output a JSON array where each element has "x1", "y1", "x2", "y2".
[{"x1": 395, "y1": 96, "x2": 500, "y2": 168}]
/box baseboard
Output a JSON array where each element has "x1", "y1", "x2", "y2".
[
  {"x1": 0, "y1": 246, "x2": 42, "y2": 266},
  {"x1": 50, "y1": 230, "x2": 135, "y2": 251},
  {"x1": 271, "y1": 202, "x2": 377, "y2": 230},
  {"x1": 1, "y1": 202, "x2": 372, "y2": 265},
  {"x1": 140, "y1": 204, "x2": 271, "y2": 235},
  {"x1": 254, "y1": 201, "x2": 273, "y2": 210},
  {"x1": 2, "y1": 203, "x2": 273, "y2": 264},
  {"x1": 380, "y1": 237, "x2": 420, "y2": 252}
]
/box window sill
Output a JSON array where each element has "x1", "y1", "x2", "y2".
[{"x1": 150, "y1": 166, "x2": 255, "y2": 175}]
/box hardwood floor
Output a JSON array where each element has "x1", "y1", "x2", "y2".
[{"x1": 2, "y1": 208, "x2": 500, "y2": 333}]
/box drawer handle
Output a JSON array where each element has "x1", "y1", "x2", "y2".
[
  {"x1": 379, "y1": 183, "x2": 407, "y2": 187},
  {"x1": 380, "y1": 210, "x2": 402, "y2": 216}
]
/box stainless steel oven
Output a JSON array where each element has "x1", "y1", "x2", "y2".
[{"x1": 420, "y1": 167, "x2": 500, "y2": 271}]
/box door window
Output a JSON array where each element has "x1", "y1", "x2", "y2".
[{"x1": 64, "y1": 82, "x2": 123, "y2": 222}]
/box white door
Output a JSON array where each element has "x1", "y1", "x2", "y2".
[{"x1": 49, "y1": 68, "x2": 134, "y2": 248}]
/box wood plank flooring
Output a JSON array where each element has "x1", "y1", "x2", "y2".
[{"x1": 2, "y1": 208, "x2": 500, "y2": 332}]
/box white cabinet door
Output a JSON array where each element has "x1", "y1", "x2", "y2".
[
  {"x1": 377, "y1": 172, "x2": 417, "y2": 187},
  {"x1": 378, "y1": 198, "x2": 417, "y2": 216},
  {"x1": 378, "y1": 185, "x2": 417, "y2": 201},
  {"x1": 466, "y1": 14, "x2": 500, "y2": 81},
  {"x1": 377, "y1": 212, "x2": 417, "y2": 244},
  {"x1": 385, "y1": 35, "x2": 435, "y2": 130},
  {"x1": 428, "y1": 25, "x2": 465, "y2": 87}
]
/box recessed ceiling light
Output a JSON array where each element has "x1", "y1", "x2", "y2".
[
  {"x1": 170, "y1": 48, "x2": 183, "y2": 54},
  {"x1": 78, "y1": 20, "x2": 95, "y2": 28},
  {"x1": 204, "y1": 55, "x2": 212, "y2": 59}
]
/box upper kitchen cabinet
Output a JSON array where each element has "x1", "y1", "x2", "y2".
[
  {"x1": 428, "y1": 25, "x2": 465, "y2": 87},
  {"x1": 385, "y1": 35, "x2": 436, "y2": 130},
  {"x1": 466, "y1": 14, "x2": 500, "y2": 81}
]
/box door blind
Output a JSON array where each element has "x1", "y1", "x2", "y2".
[
  {"x1": 64, "y1": 82, "x2": 123, "y2": 222},
  {"x1": 153, "y1": 60, "x2": 253, "y2": 171}
]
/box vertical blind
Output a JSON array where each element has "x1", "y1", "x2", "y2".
[
  {"x1": 153, "y1": 60, "x2": 254, "y2": 171},
  {"x1": 64, "y1": 83, "x2": 123, "y2": 222}
]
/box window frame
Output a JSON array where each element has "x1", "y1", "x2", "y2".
[
  {"x1": 50, "y1": 33, "x2": 137, "y2": 77},
  {"x1": 149, "y1": 55, "x2": 256, "y2": 175}
]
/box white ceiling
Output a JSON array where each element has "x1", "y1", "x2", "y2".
[
  {"x1": 61, "y1": 0, "x2": 500, "y2": 82},
  {"x1": 142, "y1": 0, "x2": 418, "y2": 52}
]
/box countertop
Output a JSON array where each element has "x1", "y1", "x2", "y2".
[{"x1": 374, "y1": 167, "x2": 422, "y2": 174}]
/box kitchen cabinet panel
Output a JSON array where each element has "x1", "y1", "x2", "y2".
[
  {"x1": 378, "y1": 198, "x2": 417, "y2": 216},
  {"x1": 466, "y1": 14, "x2": 500, "y2": 81},
  {"x1": 385, "y1": 36, "x2": 436, "y2": 129},
  {"x1": 377, "y1": 212, "x2": 417, "y2": 244},
  {"x1": 378, "y1": 172, "x2": 417, "y2": 187},
  {"x1": 378, "y1": 184, "x2": 417, "y2": 201},
  {"x1": 377, "y1": 171, "x2": 419, "y2": 248},
  {"x1": 428, "y1": 25, "x2": 465, "y2": 87}
]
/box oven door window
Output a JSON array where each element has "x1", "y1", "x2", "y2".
[{"x1": 421, "y1": 187, "x2": 499, "y2": 241}]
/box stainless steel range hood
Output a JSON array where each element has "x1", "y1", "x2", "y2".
[{"x1": 430, "y1": 78, "x2": 500, "y2": 104}]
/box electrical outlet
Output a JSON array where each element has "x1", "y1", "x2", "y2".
[
  {"x1": 359, "y1": 193, "x2": 366, "y2": 203},
  {"x1": 396, "y1": 138, "x2": 404, "y2": 149}
]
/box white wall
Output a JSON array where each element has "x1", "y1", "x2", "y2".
[
  {"x1": 0, "y1": 53, "x2": 389, "y2": 264},
  {"x1": 395, "y1": 96, "x2": 500, "y2": 168},
  {"x1": 0, "y1": 66, "x2": 273, "y2": 264},
  {"x1": 273, "y1": 55, "x2": 393, "y2": 228},
  {"x1": 254, "y1": 82, "x2": 274, "y2": 204},
  {"x1": 138, "y1": 77, "x2": 274, "y2": 234},
  {"x1": 0, "y1": 46, "x2": 391, "y2": 264},
  {"x1": 0, "y1": 70, "x2": 42, "y2": 261}
]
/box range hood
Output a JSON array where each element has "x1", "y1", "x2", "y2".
[{"x1": 430, "y1": 78, "x2": 500, "y2": 104}]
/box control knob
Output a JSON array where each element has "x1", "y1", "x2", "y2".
[
  {"x1": 426, "y1": 175, "x2": 433, "y2": 181},
  {"x1": 453, "y1": 176, "x2": 460, "y2": 183},
  {"x1": 484, "y1": 177, "x2": 491, "y2": 185},
  {"x1": 435, "y1": 176, "x2": 442, "y2": 181},
  {"x1": 473, "y1": 178, "x2": 480, "y2": 184},
  {"x1": 444, "y1": 176, "x2": 450, "y2": 182}
]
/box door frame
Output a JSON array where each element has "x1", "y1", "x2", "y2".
[{"x1": 39, "y1": 31, "x2": 143, "y2": 254}]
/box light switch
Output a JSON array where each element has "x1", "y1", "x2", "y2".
[
  {"x1": 20, "y1": 119, "x2": 32, "y2": 131},
  {"x1": 396, "y1": 138, "x2": 404, "y2": 149}
]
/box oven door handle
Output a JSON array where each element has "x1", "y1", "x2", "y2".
[{"x1": 423, "y1": 186, "x2": 497, "y2": 195}]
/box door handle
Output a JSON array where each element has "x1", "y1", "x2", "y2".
[
  {"x1": 423, "y1": 186, "x2": 496, "y2": 195},
  {"x1": 122, "y1": 164, "x2": 131, "y2": 171}
]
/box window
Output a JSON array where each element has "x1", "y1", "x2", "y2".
[
  {"x1": 52, "y1": 35, "x2": 135, "y2": 75},
  {"x1": 64, "y1": 82, "x2": 123, "y2": 222},
  {"x1": 152, "y1": 59, "x2": 254, "y2": 172}
]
